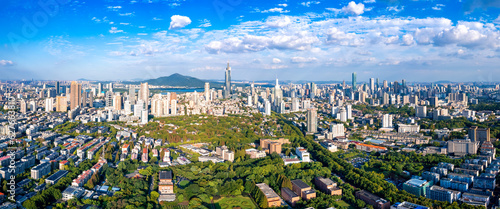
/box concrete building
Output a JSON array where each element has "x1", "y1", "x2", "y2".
[
  {"x1": 469, "y1": 127, "x2": 490, "y2": 142},
  {"x1": 447, "y1": 139, "x2": 479, "y2": 155},
  {"x1": 355, "y1": 190, "x2": 391, "y2": 209},
  {"x1": 31, "y1": 163, "x2": 51, "y2": 180},
  {"x1": 391, "y1": 202, "x2": 429, "y2": 209},
  {"x1": 398, "y1": 124, "x2": 420, "y2": 133},
  {"x1": 440, "y1": 178, "x2": 469, "y2": 192},
  {"x1": 291, "y1": 179, "x2": 316, "y2": 200},
  {"x1": 62, "y1": 186, "x2": 85, "y2": 201},
  {"x1": 256, "y1": 183, "x2": 281, "y2": 208},
  {"x1": 281, "y1": 187, "x2": 300, "y2": 207},
  {"x1": 402, "y1": 179, "x2": 431, "y2": 197},
  {"x1": 307, "y1": 108, "x2": 317, "y2": 133},
  {"x1": 314, "y1": 177, "x2": 342, "y2": 196},
  {"x1": 426, "y1": 185, "x2": 461, "y2": 203}
]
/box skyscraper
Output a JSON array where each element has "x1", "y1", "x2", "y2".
[
  {"x1": 224, "y1": 62, "x2": 231, "y2": 99},
  {"x1": 97, "y1": 83, "x2": 103, "y2": 95},
  {"x1": 109, "y1": 83, "x2": 113, "y2": 92},
  {"x1": 129, "y1": 85, "x2": 136, "y2": 104},
  {"x1": 55, "y1": 81, "x2": 60, "y2": 95},
  {"x1": 140, "y1": 83, "x2": 149, "y2": 109},
  {"x1": 307, "y1": 108, "x2": 317, "y2": 133},
  {"x1": 311, "y1": 82, "x2": 317, "y2": 99},
  {"x1": 113, "y1": 94, "x2": 122, "y2": 110},
  {"x1": 204, "y1": 82, "x2": 210, "y2": 101},
  {"x1": 352, "y1": 72, "x2": 357, "y2": 91},
  {"x1": 70, "y1": 81, "x2": 82, "y2": 110},
  {"x1": 369, "y1": 78, "x2": 375, "y2": 92},
  {"x1": 376, "y1": 78, "x2": 379, "y2": 89},
  {"x1": 105, "y1": 91, "x2": 113, "y2": 107}
]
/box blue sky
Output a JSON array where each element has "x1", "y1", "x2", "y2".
[{"x1": 1, "y1": 0, "x2": 500, "y2": 82}]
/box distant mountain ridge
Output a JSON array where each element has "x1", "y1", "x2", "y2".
[{"x1": 125, "y1": 73, "x2": 225, "y2": 88}]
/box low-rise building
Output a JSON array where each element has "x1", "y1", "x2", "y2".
[
  {"x1": 314, "y1": 177, "x2": 342, "y2": 196},
  {"x1": 291, "y1": 179, "x2": 316, "y2": 200},
  {"x1": 256, "y1": 183, "x2": 281, "y2": 208},
  {"x1": 355, "y1": 190, "x2": 391, "y2": 209},
  {"x1": 403, "y1": 179, "x2": 431, "y2": 197},
  {"x1": 281, "y1": 187, "x2": 300, "y2": 207},
  {"x1": 425, "y1": 185, "x2": 461, "y2": 203},
  {"x1": 62, "y1": 186, "x2": 85, "y2": 201}
]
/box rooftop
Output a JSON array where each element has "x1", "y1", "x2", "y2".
[{"x1": 291, "y1": 179, "x2": 311, "y2": 189}]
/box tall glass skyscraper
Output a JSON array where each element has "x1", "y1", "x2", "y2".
[
  {"x1": 352, "y1": 72, "x2": 357, "y2": 91},
  {"x1": 224, "y1": 62, "x2": 231, "y2": 99}
]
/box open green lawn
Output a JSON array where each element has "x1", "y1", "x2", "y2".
[
  {"x1": 211, "y1": 196, "x2": 257, "y2": 209},
  {"x1": 337, "y1": 200, "x2": 356, "y2": 209}
]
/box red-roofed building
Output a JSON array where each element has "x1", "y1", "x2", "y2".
[{"x1": 60, "y1": 160, "x2": 69, "y2": 170}]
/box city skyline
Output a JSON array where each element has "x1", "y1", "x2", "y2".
[{"x1": 1, "y1": 0, "x2": 500, "y2": 82}]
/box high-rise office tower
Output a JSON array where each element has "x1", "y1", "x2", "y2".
[
  {"x1": 129, "y1": 85, "x2": 136, "y2": 104},
  {"x1": 352, "y1": 72, "x2": 357, "y2": 91},
  {"x1": 55, "y1": 81, "x2": 60, "y2": 95},
  {"x1": 224, "y1": 62, "x2": 231, "y2": 99},
  {"x1": 97, "y1": 83, "x2": 103, "y2": 95},
  {"x1": 307, "y1": 108, "x2": 317, "y2": 133},
  {"x1": 140, "y1": 83, "x2": 149, "y2": 108},
  {"x1": 376, "y1": 78, "x2": 379, "y2": 89},
  {"x1": 274, "y1": 78, "x2": 282, "y2": 105},
  {"x1": 311, "y1": 82, "x2": 317, "y2": 99},
  {"x1": 56, "y1": 96, "x2": 67, "y2": 112},
  {"x1": 383, "y1": 80, "x2": 388, "y2": 89},
  {"x1": 369, "y1": 78, "x2": 375, "y2": 92},
  {"x1": 70, "y1": 81, "x2": 82, "y2": 110},
  {"x1": 204, "y1": 82, "x2": 210, "y2": 101},
  {"x1": 109, "y1": 83, "x2": 113, "y2": 92}
]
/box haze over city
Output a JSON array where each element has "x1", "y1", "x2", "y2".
[{"x1": 1, "y1": 0, "x2": 500, "y2": 82}]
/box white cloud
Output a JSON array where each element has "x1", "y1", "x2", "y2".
[
  {"x1": 401, "y1": 34, "x2": 415, "y2": 45},
  {"x1": 261, "y1": 8, "x2": 290, "y2": 13},
  {"x1": 266, "y1": 16, "x2": 292, "y2": 28},
  {"x1": 273, "y1": 58, "x2": 282, "y2": 63},
  {"x1": 190, "y1": 66, "x2": 220, "y2": 72},
  {"x1": 325, "y1": 28, "x2": 363, "y2": 46},
  {"x1": 169, "y1": 15, "x2": 192, "y2": 30},
  {"x1": 363, "y1": 0, "x2": 375, "y2": 3},
  {"x1": 301, "y1": 1, "x2": 320, "y2": 7},
  {"x1": 433, "y1": 24, "x2": 489, "y2": 48},
  {"x1": 199, "y1": 19, "x2": 211, "y2": 28},
  {"x1": 205, "y1": 32, "x2": 318, "y2": 54},
  {"x1": 107, "y1": 6, "x2": 122, "y2": 11},
  {"x1": 495, "y1": 15, "x2": 500, "y2": 24},
  {"x1": 432, "y1": 4, "x2": 445, "y2": 10},
  {"x1": 109, "y1": 27, "x2": 124, "y2": 34},
  {"x1": 119, "y1": 13, "x2": 133, "y2": 16},
  {"x1": 152, "y1": 17, "x2": 162, "y2": 21},
  {"x1": 0, "y1": 60, "x2": 13, "y2": 66},
  {"x1": 291, "y1": 56, "x2": 318, "y2": 63},
  {"x1": 387, "y1": 6, "x2": 404, "y2": 12},
  {"x1": 342, "y1": 1, "x2": 365, "y2": 15},
  {"x1": 278, "y1": 3, "x2": 288, "y2": 7}
]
